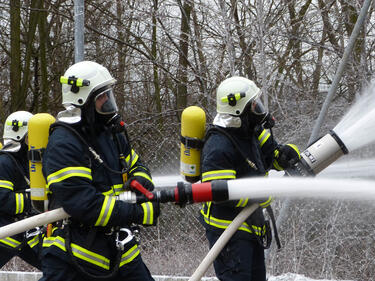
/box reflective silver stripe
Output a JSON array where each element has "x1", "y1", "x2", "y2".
[
  {"x1": 125, "y1": 150, "x2": 138, "y2": 168},
  {"x1": 113, "y1": 184, "x2": 124, "y2": 195},
  {"x1": 120, "y1": 245, "x2": 140, "y2": 267},
  {"x1": 259, "y1": 196, "x2": 273, "y2": 208},
  {"x1": 132, "y1": 172, "x2": 153, "y2": 183},
  {"x1": 95, "y1": 196, "x2": 116, "y2": 226},
  {"x1": 0, "y1": 180, "x2": 14, "y2": 190},
  {"x1": 15, "y1": 193, "x2": 24, "y2": 214},
  {"x1": 142, "y1": 202, "x2": 153, "y2": 225},
  {"x1": 27, "y1": 235, "x2": 40, "y2": 248},
  {"x1": 0, "y1": 237, "x2": 21, "y2": 248},
  {"x1": 47, "y1": 167, "x2": 92, "y2": 187},
  {"x1": 258, "y1": 129, "x2": 270, "y2": 147},
  {"x1": 202, "y1": 214, "x2": 252, "y2": 233},
  {"x1": 201, "y1": 170, "x2": 236, "y2": 182},
  {"x1": 235, "y1": 198, "x2": 248, "y2": 207},
  {"x1": 43, "y1": 236, "x2": 110, "y2": 269}
]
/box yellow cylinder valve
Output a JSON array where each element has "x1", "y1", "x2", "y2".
[
  {"x1": 180, "y1": 106, "x2": 206, "y2": 183},
  {"x1": 28, "y1": 113, "x2": 56, "y2": 213}
]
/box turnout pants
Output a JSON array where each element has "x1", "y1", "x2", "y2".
[
  {"x1": 0, "y1": 244, "x2": 41, "y2": 269},
  {"x1": 40, "y1": 251, "x2": 154, "y2": 281},
  {"x1": 206, "y1": 230, "x2": 266, "y2": 281}
]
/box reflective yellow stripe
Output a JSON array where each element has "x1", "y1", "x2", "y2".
[
  {"x1": 273, "y1": 159, "x2": 283, "y2": 171},
  {"x1": 141, "y1": 202, "x2": 154, "y2": 225},
  {"x1": 15, "y1": 193, "x2": 24, "y2": 214},
  {"x1": 287, "y1": 143, "x2": 301, "y2": 158},
  {"x1": 0, "y1": 237, "x2": 21, "y2": 248},
  {"x1": 112, "y1": 184, "x2": 124, "y2": 195},
  {"x1": 27, "y1": 235, "x2": 40, "y2": 248},
  {"x1": 259, "y1": 196, "x2": 273, "y2": 208},
  {"x1": 95, "y1": 195, "x2": 116, "y2": 226},
  {"x1": 125, "y1": 150, "x2": 139, "y2": 169},
  {"x1": 200, "y1": 202, "x2": 263, "y2": 235},
  {"x1": 258, "y1": 129, "x2": 270, "y2": 147},
  {"x1": 235, "y1": 198, "x2": 249, "y2": 207},
  {"x1": 132, "y1": 172, "x2": 153, "y2": 184},
  {"x1": 102, "y1": 184, "x2": 124, "y2": 196},
  {"x1": 47, "y1": 167, "x2": 92, "y2": 187},
  {"x1": 120, "y1": 244, "x2": 140, "y2": 267},
  {"x1": 201, "y1": 170, "x2": 236, "y2": 182},
  {"x1": 0, "y1": 180, "x2": 14, "y2": 190},
  {"x1": 43, "y1": 236, "x2": 110, "y2": 270}
]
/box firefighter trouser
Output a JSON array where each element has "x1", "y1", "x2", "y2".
[
  {"x1": 206, "y1": 230, "x2": 266, "y2": 281},
  {"x1": 0, "y1": 244, "x2": 41, "y2": 270},
  {"x1": 39, "y1": 251, "x2": 154, "y2": 281}
]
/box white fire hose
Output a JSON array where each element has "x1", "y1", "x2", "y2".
[
  {"x1": 189, "y1": 203, "x2": 259, "y2": 281},
  {"x1": 0, "y1": 207, "x2": 69, "y2": 239}
]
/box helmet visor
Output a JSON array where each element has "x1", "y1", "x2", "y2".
[
  {"x1": 251, "y1": 97, "x2": 267, "y2": 116},
  {"x1": 94, "y1": 88, "x2": 118, "y2": 115}
]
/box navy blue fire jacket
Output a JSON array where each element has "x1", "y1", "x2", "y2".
[
  {"x1": 42, "y1": 123, "x2": 153, "y2": 273},
  {"x1": 0, "y1": 147, "x2": 40, "y2": 250},
  {"x1": 199, "y1": 125, "x2": 278, "y2": 241}
]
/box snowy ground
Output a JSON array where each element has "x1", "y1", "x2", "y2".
[
  {"x1": 268, "y1": 273, "x2": 353, "y2": 281},
  {"x1": 0, "y1": 272, "x2": 354, "y2": 281}
]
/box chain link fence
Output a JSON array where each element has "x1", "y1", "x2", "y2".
[{"x1": 2, "y1": 110, "x2": 375, "y2": 280}]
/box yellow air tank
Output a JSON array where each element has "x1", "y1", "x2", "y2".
[
  {"x1": 28, "y1": 113, "x2": 56, "y2": 213},
  {"x1": 180, "y1": 106, "x2": 206, "y2": 183},
  {"x1": 0, "y1": 142, "x2": 2, "y2": 149}
]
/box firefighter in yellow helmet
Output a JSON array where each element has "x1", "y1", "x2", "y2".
[
  {"x1": 199, "y1": 76, "x2": 300, "y2": 281},
  {"x1": 0, "y1": 111, "x2": 42, "y2": 270},
  {"x1": 40, "y1": 61, "x2": 159, "y2": 281}
]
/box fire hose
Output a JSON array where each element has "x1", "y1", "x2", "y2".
[
  {"x1": 188, "y1": 203, "x2": 259, "y2": 281},
  {"x1": 2, "y1": 175, "x2": 375, "y2": 240}
]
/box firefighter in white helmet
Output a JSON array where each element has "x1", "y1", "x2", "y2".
[
  {"x1": 198, "y1": 76, "x2": 300, "y2": 281},
  {"x1": 40, "y1": 61, "x2": 159, "y2": 281},
  {"x1": 0, "y1": 111, "x2": 42, "y2": 270}
]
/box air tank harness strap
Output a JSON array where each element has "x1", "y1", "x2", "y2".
[
  {"x1": 266, "y1": 206, "x2": 281, "y2": 250},
  {"x1": 50, "y1": 122, "x2": 127, "y2": 176},
  {"x1": 205, "y1": 126, "x2": 257, "y2": 171},
  {"x1": 180, "y1": 135, "x2": 205, "y2": 149},
  {"x1": 64, "y1": 220, "x2": 123, "y2": 281},
  {"x1": 206, "y1": 126, "x2": 281, "y2": 249}
]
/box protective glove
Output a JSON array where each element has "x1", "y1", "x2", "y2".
[
  {"x1": 135, "y1": 201, "x2": 160, "y2": 226},
  {"x1": 273, "y1": 143, "x2": 301, "y2": 170},
  {"x1": 125, "y1": 175, "x2": 155, "y2": 194}
]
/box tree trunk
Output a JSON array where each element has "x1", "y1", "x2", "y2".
[
  {"x1": 10, "y1": 0, "x2": 22, "y2": 111},
  {"x1": 176, "y1": 0, "x2": 192, "y2": 119}
]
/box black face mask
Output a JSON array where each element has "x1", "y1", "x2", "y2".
[
  {"x1": 240, "y1": 109, "x2": 267, "y2": 132},
  {"x1": 95, "y1": 112, "x2": 126, "y2": 134}
]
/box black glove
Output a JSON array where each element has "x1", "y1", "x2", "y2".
[
  {"x1": 135, "y1": 202, "x2": 160, "y2": 226},
  {"x1": 125, "y1": 175, "x2": 155, "y2": 193},
  {"x1": 274, "y1": 144, "x2": 301, "y2": 170},
  {"x1": 22, "y1": 192, "x2": 32, "y2": 214}
]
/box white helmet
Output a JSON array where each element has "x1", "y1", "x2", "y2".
[
  {"x1": 216, "y1": 76, "x2": 264, "y2": 116},
  {"x1": 60, "y1": 61, "x2": 117, "y2": 107},
  {"x1": 3, "y1": 111, "x2": 33, "y2": 141}
]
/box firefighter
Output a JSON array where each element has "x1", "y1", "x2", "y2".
[
  {"x1": 40, "y1": 61, "x2": 159, "y2": 281},
  {"x1": 0, "y1": 111, "x2": 42, "y2": 269},
  {"x1": 199, "y1": 76, "x2": 300, "y2": 281}
]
